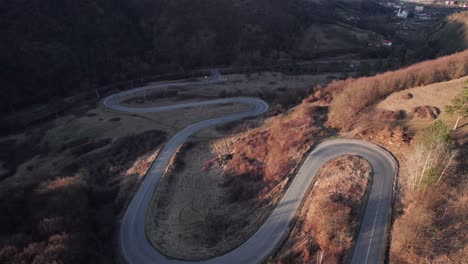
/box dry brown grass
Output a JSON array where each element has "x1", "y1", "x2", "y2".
[
  {"x1": 146, "y1": 95, "x2": 332, "y2": 259},
  {"x1": 273, "y1": 155, "x2": 371, "y2": 264},
  {"x1": 325, "y1": 50, "x2": 468, "y2": 129},
  {"x1": 1, "y1": 75, "x2": 298, "y2": 263},
  {"x1": 36, "y1": 175, "x2": 88, "y2": 194},
  {"x1": 376, "y1": 76, "x2": 468, "y2": 132},
  {"x1": 389, "y1": 132, "x2": 468, "y2": 264},
  {"x1": 223, "y1": 101, "x2": 331, "y2": 202},
  {"x1": 0, "y1": 128, "x2": 167, "y2": 264}
]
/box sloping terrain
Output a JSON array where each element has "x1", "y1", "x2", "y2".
[
  {"x1": 0, "y1": 98, "x2": 252, "y2": 263},
  {"x1": 0, "y1": 0, "x2": 388, "y2": 114},
  {"x1": 273, "y1": 155, "x2": 371, "y2": 264},
  {"x1": 299, "y1": 23, "x2": 381, "y2": 57},
  {"x1": 147, "y1": 100, "x2": 332, "y2": 259},
  {"x1": 429, "y1": 11, "x2": 468, "y2": 56},
  {"x1": 145, "y1": 50, "x2": 468, "y2": 262},
  {"x1": 377, "y1": 76, "x2": 468, "y2": 130},
  {"x1": 368, "y1": 76, "x2": 468, "y2": 264}
]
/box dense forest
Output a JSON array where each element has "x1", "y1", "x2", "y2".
[{"x1": 0, "y1": 0, "x2": 387, "y2": 114}]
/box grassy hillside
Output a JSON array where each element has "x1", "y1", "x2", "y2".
[{"x1": 326, "y1": 50, "x2": 468, "y2": 129}]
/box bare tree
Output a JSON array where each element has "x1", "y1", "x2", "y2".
[
  {"x1": 406, "y1": 121, "x2": 453, "y2": 190},
  {"x1": 316, "y1": 250, "x2": 324, "y2": 264}
]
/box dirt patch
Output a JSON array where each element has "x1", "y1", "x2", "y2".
[
  {"x1": 326, "y1": 51, "x2": 468, "y2": 129},
  {"x1": 412, "y1": 105, "x2": 440, "y2": 119},
  {"x1": 147, "y1": 137, "x2": 292, "y2": 260},
  {"x1": 273, "y1": 155, "x2": 371, "y2": 264},
  {"x1": 377, "y1": 76, "x2": 468, "y2": 113},
  {"x1": 402, "y1": 92, "x2": 413, "y2": 100},
  {"x1": 376, "y1": 76, "x2": 468, "y2": 131}
]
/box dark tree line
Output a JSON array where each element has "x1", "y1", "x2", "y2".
[{"x1": 0, "y1": 0, "x2": 344, "y2": 114}]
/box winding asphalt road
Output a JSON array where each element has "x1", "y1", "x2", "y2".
[{"x1": 106, "y1": 72, "x2": 397, "y2": 264}]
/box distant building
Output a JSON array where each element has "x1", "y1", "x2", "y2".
[
  {"x1": 381, "y1": 40, "x2": 393, "y2": 47},
  {"x1": 397, "y1": 9, "x2": 409, "y2": 18},
  {"x1": 415, "y1": 6, "x2": 424, "y2": 12},
  {"x1": 387, "y1": 2, "x2": 396, "y2": 7}
]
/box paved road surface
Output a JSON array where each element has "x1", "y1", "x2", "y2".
[{"x1": 105, "y1": 72, "x2": 396, "y2": 264}]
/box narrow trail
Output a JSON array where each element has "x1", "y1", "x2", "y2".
[{"x1": 106, "y1": 71, "x2": 396, "y2": 264}]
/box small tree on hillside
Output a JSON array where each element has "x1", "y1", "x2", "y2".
[
  {"x1": 407, "y1": 120, "x2": 452, "y2": 190},
  {"x1": 445, "y1": 82, "x2": 468, "y2": 130}
]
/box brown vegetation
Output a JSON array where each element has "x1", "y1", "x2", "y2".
[
  {"x1": 325, "y1": 50, "x2": 468, "y2": 129},
  {"x1": 0, "y1": 130, "x2": 166, "y2": 264},
  {"x1": 148, "y1": 140, "x2": 289, "y2": 259},
  {"x1": 273, "y1": 155, "x2": 371, "y2": 264},
  {"x1": 390, "y1": 133, "x2": 467, "y2": 263},
  {"x1": 147, "y1": 95, "x2": 333, "y2": 259},
  {"x1": 319, "y1": 51, "x2": 468, "y2": 264},
  {"x1": 223, "y1": 100, "x2": 332, "y2": 202},
  {"x1": 349, "y1": 75, "x2": 467, "y2": 263}
]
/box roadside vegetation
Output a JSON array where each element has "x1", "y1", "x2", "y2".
[
  {"x1": 405, "y1": 121, "x2": 453, "y2": 191},
  {"x1": 147, "y1": 97, "x2": 333, "y2": 259},
  {"x1": 272, "y1": 155, "x2": 371, "y2": 264},
  {"x1": 223, "y1": 103, "x2": 331, "y2": 200},
  {"x1": 340, "y1": 67, "x2": 467, "y2": 263},
  {"x1": 0, "y1": 8, "x2": 467, "y2": 261},
  {"x1": 266, "y1": 51, "x2": 468, "y2": 264},
  {"x1": 0, "y1": 129, "x2": 166, "y2": 263},
  {"x1": 147, "y1": 50, "x2": 468, "y2": 261},
  {"x1": 390, "y1": 121, "x2": 467, "y2": 263}
]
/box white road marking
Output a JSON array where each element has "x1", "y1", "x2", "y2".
[{"x1": 364, "y1": 175, "x2": 384, "y2": 264}]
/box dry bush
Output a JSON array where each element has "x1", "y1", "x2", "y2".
[
  {"x1": 223, "y1": 102, "x2": 331, "y2": 202},
  {"x1": 0, "y1": 130, "x2": 167, "y2": 264},
  {"x1": 326, "y1": 50, "x2": 468, "y2": 129},
  {"x1": 275, "y1": 155, "x2": 371, "y2": 264},
  {"x1": 390, "y1": 134, "x2": 468, "y2": 263}
]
